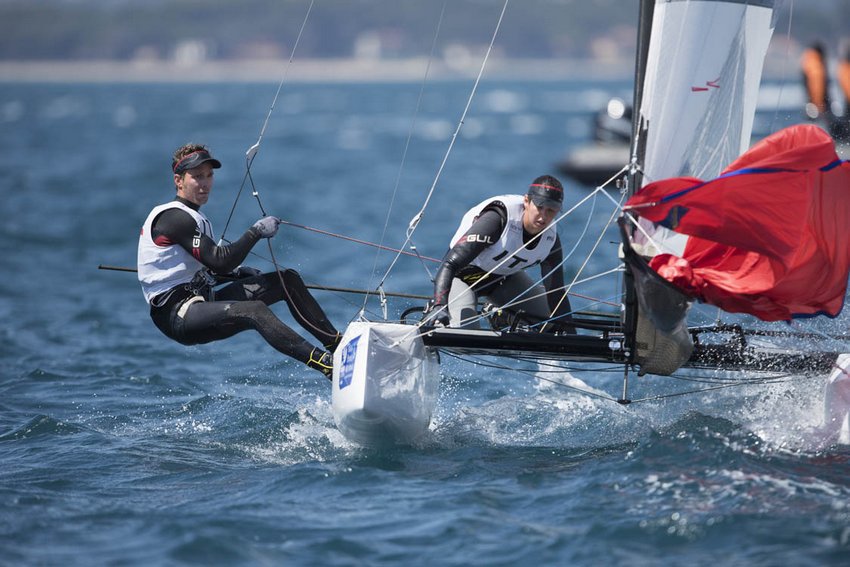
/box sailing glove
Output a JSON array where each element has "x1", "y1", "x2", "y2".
[
  {"x1": 253, "y1": 216, "x2": 281, "y2": 238},
  {"x1": 423, "y1": 301, "x2": 450, "y2": 328}
]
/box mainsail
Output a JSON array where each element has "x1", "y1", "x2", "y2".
[{"x1": 641, "y1": 0, "x2": 775, "y2": 181}]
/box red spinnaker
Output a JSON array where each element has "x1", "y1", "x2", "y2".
[{"x1": 625, "y1": 124, "x2": 850, "y2": 321}]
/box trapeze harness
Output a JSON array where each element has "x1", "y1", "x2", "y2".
[
  {"x1": 433, "y1": 195, "x2": 575, "y2": 331},
  {"x1": 137, "y1": 198, "x2": 339, "y2": 364}
]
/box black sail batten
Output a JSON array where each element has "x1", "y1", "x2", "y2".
[{"x1": 618, "y1": 219, "x2": 694, "y2": 375}]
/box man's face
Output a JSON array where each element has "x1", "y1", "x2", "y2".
[
  {"x1": 175, "y1": 162, "x2": 215, "y2": 206},
  {"x1": 522, "y1": 195, "x2": 558, "y2": 235}
]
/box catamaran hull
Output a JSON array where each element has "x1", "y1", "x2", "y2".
[{"x1": 332, "y1": 322, "x2": 440, "y2": 446}]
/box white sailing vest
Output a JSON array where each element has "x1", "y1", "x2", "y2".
[
  {"x1": 137, "y1": 201, "x2": 214, "y2": 303},
  {"x1": 449, "y1": 194, "x2": 557, "y2": 276}
]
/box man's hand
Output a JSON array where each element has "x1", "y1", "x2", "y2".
[
  {"x1": 422, "y1": 301, "x2": 450, "y2": 328},
  {"x1": 252, "y1": 216, "x2": 281, "y2": 238}
]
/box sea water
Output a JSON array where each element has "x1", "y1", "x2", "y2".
[{"x1": 1, "y1": 80, "x2": 849, "y2": 566}]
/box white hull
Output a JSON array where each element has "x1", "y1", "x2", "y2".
[{"x1": 332, "y1": 322, "x2": 440, "y2": 446}]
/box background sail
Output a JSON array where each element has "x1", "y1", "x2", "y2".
[{"x1": 626, "y1": 124, "x2": 850, "y2": 322}]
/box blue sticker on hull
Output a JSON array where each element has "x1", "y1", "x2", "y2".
[{"x1": 338, "y1": 335, "x2": 360, "y2": 389}]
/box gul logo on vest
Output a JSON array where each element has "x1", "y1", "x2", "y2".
[{"x1": 465, "y1": 234, "x2": 493, "y2": 245}]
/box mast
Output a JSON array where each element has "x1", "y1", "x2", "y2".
[
  {"x1": 621, "y1": 0, "x2": 654, "y2": 369},
  {"x1": 628, "y1": 0, "x2": 654, "y2": 194},
  {"x1": 620, "y1": 0, "x2": 779, "y2": 379}
]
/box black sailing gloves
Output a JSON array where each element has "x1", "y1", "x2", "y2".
[
  {"x1": 421, "y1": 300, "x2": 450, "y2": 328},
  {"x1": 253, "y1": 216, "x2": 281, "y2": 238}
]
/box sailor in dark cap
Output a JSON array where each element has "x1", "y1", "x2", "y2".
[
  {"x1": 138, "y1": 143, "x2": 340, "y2": 378},
  {"x1": 424, "y1": 174, "x2": 576, "y2": 333}
]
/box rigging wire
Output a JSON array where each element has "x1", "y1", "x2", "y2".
[
  {"x1": 439, "y1": 348, "x2": 819, "y2": 407},
  {"x1": 359, "y1": 0, "x2": 449, "y2": 319},
  {"x1": 788, "y1": 320, "x2": 850, "y2": 354},
  {"x1": 219, "y1": 0, "x2": 316, "y2": 243},
  {"x1": 375, "y1": 0, "x2": 511, "y2": 290},
  {"x1": 542, "y1": 188, "x2": 627, "y2": 331},
  {"x1": 210, "y1": 0, "x2": 338, "y2": 341},
  {"x1": 438, "y1": 351, "x2": 623, "y2": 404},
  {"x1": 443, "y1": 347, "x2": 822, "y2": 408}
]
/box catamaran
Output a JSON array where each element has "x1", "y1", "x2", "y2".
[{"x1": 329, "y1": 0, "x2": 850, "y2": 445}]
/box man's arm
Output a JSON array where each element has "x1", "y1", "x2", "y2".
[
  {"x1": 151, "y1": 208, "x2": 261, "y2": 274},
  {"x1": 432, "y1": 204, "x2": 506, "y2": 306}
]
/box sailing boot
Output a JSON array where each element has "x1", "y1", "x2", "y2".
[{"x1": 307, "y1": 348, "x2": 333, "y2": 380}]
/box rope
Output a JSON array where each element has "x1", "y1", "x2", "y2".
[{"x1": 278, "y1": 219, "x2": 441, "y2": 263}]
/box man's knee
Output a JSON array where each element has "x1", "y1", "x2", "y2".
[{"x1": 227, "y1": 299, "x2": 273, "y2": 320}]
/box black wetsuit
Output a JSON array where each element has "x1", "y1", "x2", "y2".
[
  {"x1": 147, "y1": 197, "x2": 340, "y2": 365},
  {"x1": 432, "y1": 200, "x2": 575, "y2": 331}
]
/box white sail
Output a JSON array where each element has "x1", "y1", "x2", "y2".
[{"x1": 641, "y1": 0, "x2": 776, "y2": 181}]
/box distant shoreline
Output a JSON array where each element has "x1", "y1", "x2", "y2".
[{"x1": 0, "y1": 58, "x2": 636, "y2": 83}]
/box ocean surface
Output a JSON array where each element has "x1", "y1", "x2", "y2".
[{"x1": 2, "y1": 78, "x2": 849, "y2": 566}]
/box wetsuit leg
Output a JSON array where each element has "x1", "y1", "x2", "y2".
[
  {"x1": 175, "y1": 299, "x2": 317, "y2": 365},
  {"x1": 487, "y1": 273, "x2": 549, "y2": 318},
  {"x1": 215, "y1": 269, "x2": 341, "y2": 350},
  {"x1": 279, "y1": 269, "x2": 341, "y2": 350},
  {"x1": 447, "y1": 277, "x2": 481, "y2": 329}
]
